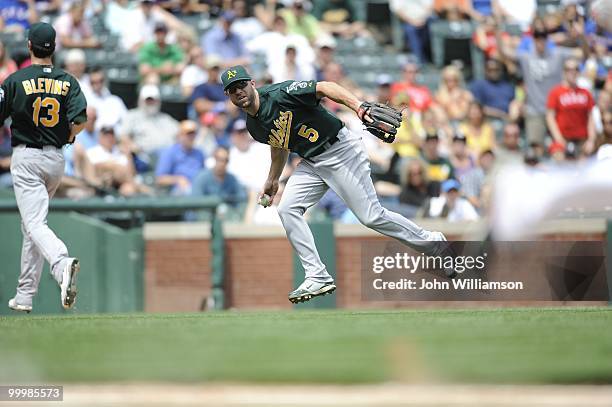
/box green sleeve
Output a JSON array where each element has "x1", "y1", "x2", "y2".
[
  {"x1": 138, "y1": 43, "x2": 153, "y2": 65},
  {"x1": 280, "y1": 80, "x2": 318, "y2": 108},
  {"x1": 66, "y1": 77, "x2": 87, "y2": 124},
  {"x1": 171, "y1": 45, "x2": 184, "y2": 63}
]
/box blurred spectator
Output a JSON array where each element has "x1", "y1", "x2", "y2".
[
  {"x1": 548, "y1": 140, "x2": 567, "y2": 163},
  {"x1": 458, "y1": 102, "x2": 496, "y2": 157},
  {"x1": 314, "y1": 35, "x2": 336, "y2": 81},
  {"x1": 425, "y1": 179, "x2": 479, "y2": 221},
  {"x1": 0, "y1": 0, "x2": 37, "y2": 32},
  {"x1": 492, "y1": 0, "x2": 536, "y2": 31},
  {"x1": 246, "y1": 14, "x2": 315, "y2": 78},
  {"x1": 472, "y1": 15, "x2": 511, "y2": 60},
  {"x1": 231, "y1": 0, "x2": 265, "y2": 44},
  {"x1": 84, "y1": 67, "x2": 127, "y2": 130},
  {"x1": 280, "y1": 0, "x2": 320, "y2": 42},
  {"x1": 499, "y1": 28, "x2": 580, "y2": 146},
  {"x1": 108, "y1": 0, "x2": 190, "y2": 52},
  {"x1": 227, "y1": 120, "x2": 271, "y2": 194},
  {"x1": 270, "y1": 44, "x2": 315, "y2": 83},
  {"x1": 461, "y1": 149, "x2": 495, "y2": 211},
  {"x1": 448, "y1": 132, "x2": 475, "y2": 181},
  {"x1": 180, "y1": 46, "x2": 208, "y2": 97},
  {"x1": 63, "y1": 49, "x2": 90, "y2": 93},
  {"x1": 120, "y1": 84, "x2": 180, "y2": 166},
  {"x1": 139, "y1": 22, "x2": 185, "y2": 83},
  {"x1": 0, "y1": 125, "x2": 12, "y2": 188},
  {"x1": 375, "y1": 158, "x2": 436, "y2": 218},
  {"x1": 472, "y1": 0, "x2": 492, "y2": 18},
  {"x1": 35, "y1": 0, "x2": 61, "y2": 14},
  {"x1": 434, "y1": 0, "x2": 474, "y2": 21},
  {"x1": 469, "y1": 58, "x2": 515, "y2": 120},
  {"x1": 312, "y1": 0, "x2": 368, "y2": 39},
  {"x1": 0, "y1": 41, "x2": 17, "y2": 84},
  {"x1": 495, "y1": 122, "x2": 523, "y2": 166},
  {"x1": 192, "y1": 146, "x2": 247, "y2": 206},
  {"x1": 546, "y1": 58, "x2": 596, "y2": 155},
  {"x1": 87, "y1": 126, "x2": 144, "y2": 196},
  {"x1": 579, "y1": 38, "x2": 609, "y2": 90},
  {"x1": 198, "y1": 111, "x2": 232, "y2": 160},
  {"x1": 155, "y1": 120, "x2": 204, "y2": 196},
  {"x1": 54, "y1": 1, "x2": 100, "y2": 50},
  {"x1": 390, "y1": 0, "x2": 433, "y2": 64},
  {"x1": 435, "y1": 65, "x2": 473, "y2": 122},
  {"x1": 190, "y1": 56, "x2": 230, "y2": 121},
  {"x1": 596, "y1": 110, "x2": 612, "y2": 156},
  {"x1": 201, "y1": 11, "x2": 249, "y2": 68},
  {"x1": 320, "y1": 62, "x2": 363, "y2": 113},
  {"x1": 399, "y1": 159, "x2": 436, "y2": 209},
  {"x1": 593, "y1": 90, "x2": 611, "y2": 137},
  {"x1": 420, "y1": 133, "x2": 454, "y2": 195},
  {"x1": 391, "y1": 62, "x2": 434, "y2": 116}
]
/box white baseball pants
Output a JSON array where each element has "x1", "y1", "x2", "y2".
[
  {"x1": 10, "y1": 145, "x2": 69, "y2": 306},
  {"x1": 277, "y1": 127, "x2": 445, "y2": 283}
]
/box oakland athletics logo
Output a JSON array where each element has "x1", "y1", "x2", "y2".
[{"x1": 227, "y1": 70, "x2": 237, "y2": 79}]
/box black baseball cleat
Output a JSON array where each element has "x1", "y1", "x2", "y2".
[{"x1": 288, "y1": 280, "x2": 336, "y2": 304}]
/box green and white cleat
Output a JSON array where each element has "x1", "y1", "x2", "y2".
[
  {"x1": 60, "y1": 258, "x2": 80, "y2": 310},
  {"x1": 288, "y1": 279, "x2": 336, "y2": 304}
]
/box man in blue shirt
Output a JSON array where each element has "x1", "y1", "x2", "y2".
[
  {"x1": 191, "y1": 146, "x2": 246, "y2": 206},
  {"x1": 0, "y1": 0, "x2": 37, "y2": 32},
  {"x1": 201, "y1": 11, "x2": 249, "y2": 67},
  {"x1": 155, "y1": 120, "x2": 205, "y2": 195},
  {"x1": 469, "y1": 59, "x2": 515, "y2": 120},
  {"x1": 189, "y1": 56, "x2": 229, "y2": 120}
]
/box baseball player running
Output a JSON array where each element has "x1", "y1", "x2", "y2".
[
  {"x1": 222, "y1": 66, "x2": 453, "y2": 304},
  {"x1": 0, "y1": 23, "x2": 87, "y2": 312}
]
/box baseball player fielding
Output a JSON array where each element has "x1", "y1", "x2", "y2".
[{"x1": 222, "y1": 65, "x2": 454, "y2": 304}]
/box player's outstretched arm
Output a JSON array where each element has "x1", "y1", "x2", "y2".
[{"x1": 315, "y1": 81, "x2": 361, "y2": 114}]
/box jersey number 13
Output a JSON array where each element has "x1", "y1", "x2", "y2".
[{"x1": 32, "y1": 97, "x2": 60, "y2": 127}]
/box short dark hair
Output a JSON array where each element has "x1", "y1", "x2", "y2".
[{"x1": 30, "y1": 42, "x2": 54, "y2": 59}]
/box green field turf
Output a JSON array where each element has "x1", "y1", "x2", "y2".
[{"x1": 1, "y1": 308, "x2": 611, "y2": 385}]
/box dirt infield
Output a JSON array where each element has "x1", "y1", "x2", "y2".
[{"x1": 9, "y1": 384, "x2": 612, "y2": 407}]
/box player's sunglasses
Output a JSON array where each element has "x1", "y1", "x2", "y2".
[{"x1": 226, "y1": 80, "x2": 249, "y2": 94}]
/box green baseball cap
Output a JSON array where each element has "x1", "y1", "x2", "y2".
[
  {"x1": 221, "y1": 65, "x2": 252, "y2": 91},
  {"x1": 28, "y1": 22, "x2": 56, "y2": 53}
]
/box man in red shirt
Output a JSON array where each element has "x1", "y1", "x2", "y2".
[
  {"x1": 546, "y1": 58, "x2": 596, "y2": 155},
  {"x1": 390, "y1": 62, "x2": 434, "y2": 114}
]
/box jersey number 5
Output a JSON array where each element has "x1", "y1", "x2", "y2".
[
  {"x1": 298, "y1": 125, "x2": 319, "y2": 142},
  {"x1": 32, "y1": 97, "x2": 60, "y2": 127}
]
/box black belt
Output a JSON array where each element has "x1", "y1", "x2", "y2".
[{"x1": 13, "y1": 144, "x2": 60, "y2": 149}]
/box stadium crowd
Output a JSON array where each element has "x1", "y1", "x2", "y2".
[{"x1": 0, "y1": 0, "x2": 610, "y2": 224}]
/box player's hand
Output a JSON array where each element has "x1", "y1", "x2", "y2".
[{"x1": 260, "y1": 179, "x2": 279, "y2": 207}]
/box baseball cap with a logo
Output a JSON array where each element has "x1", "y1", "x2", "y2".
[
  {"x1": 28, "y1": 22, "x2": 56, "y2": 53},
  {"x1": 221, "y1": 65, "x2": 252, "y2": 91}
]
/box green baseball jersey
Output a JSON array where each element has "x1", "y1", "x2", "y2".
[
  {"x1": 0, "y1": 64, "x2": 87, "y2": 148},
  {"x1": 246, "y1": 80, "x2": 343, "y2": 159}
]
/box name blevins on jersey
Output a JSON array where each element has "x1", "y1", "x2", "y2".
[{"x1": 21, "y1": 78, "x2": 70, "y2": 96}]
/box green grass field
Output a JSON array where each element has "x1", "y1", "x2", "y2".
[{"x1": 1, "y1": 308, "x2": 611, "y2": 385}]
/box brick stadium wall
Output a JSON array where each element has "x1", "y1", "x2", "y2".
[{"x1": 144, "y1": 221, "x2": 607, "y2": 312}]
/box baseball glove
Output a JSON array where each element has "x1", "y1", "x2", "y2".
[{"x1": 357, "y1": 102, "x2": 402, "y2": 143}]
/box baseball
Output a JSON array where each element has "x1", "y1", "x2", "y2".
[
  {"x1": 258, "y1": 194, "x2": 271, "y2": 207},
  {"x1": 591, "y1": 0, "x2": 612, "y2": 32}
]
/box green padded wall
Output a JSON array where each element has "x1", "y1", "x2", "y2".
[{"x1": 0, "y1": 212, "x2": 143, "y2": 315}]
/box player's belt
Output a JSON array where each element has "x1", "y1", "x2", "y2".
[{"x1": 24, "y1": 144, "x2": 43, "y2": 149}]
